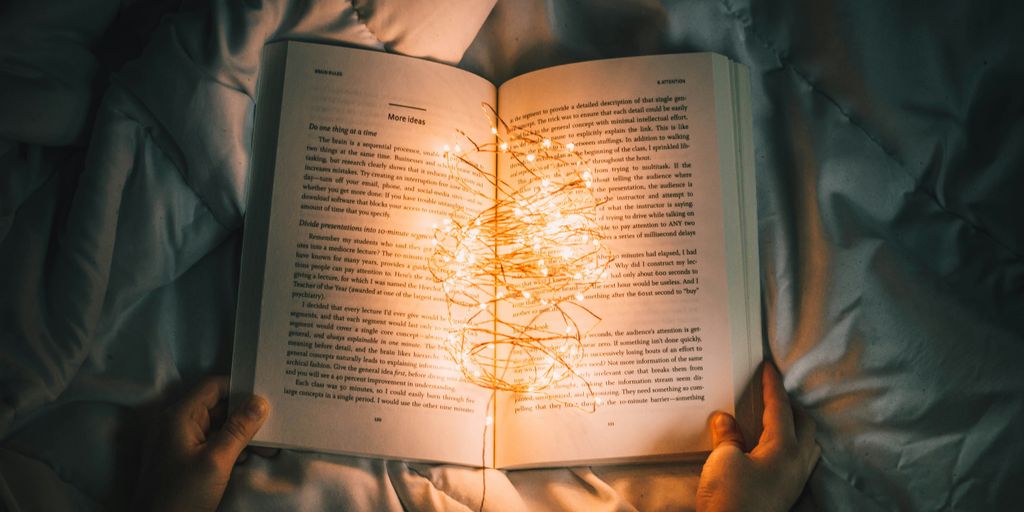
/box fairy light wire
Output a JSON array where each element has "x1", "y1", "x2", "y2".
[{"x1": 430, "y1": 104, "x2": 614, "y2": 412}]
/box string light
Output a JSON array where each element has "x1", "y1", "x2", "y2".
[{"x1": 430, "y1": 104, "x2": 614, "y2": 411}]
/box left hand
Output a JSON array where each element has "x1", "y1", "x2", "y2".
[{"x1": 134, "y1": 376, "x2": 270, "y2": 512}]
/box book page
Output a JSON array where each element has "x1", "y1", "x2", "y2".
[
  {"x1": 493, "y1": 53, "x2": 759, "y2": 468},
  {"x1": 234, "y1": 41, "x2": 497, "y2": 466}
]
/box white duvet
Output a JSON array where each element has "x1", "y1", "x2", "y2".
[{"x1": 1, "y1": 0, "x2": 1021, "y2": 510}]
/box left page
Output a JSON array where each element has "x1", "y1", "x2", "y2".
[{"x1": 232, "y1": 41, "x2": 497, "y2": 466}]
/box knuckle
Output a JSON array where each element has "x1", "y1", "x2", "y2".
[
  {"x1": 722, "y1": 435, "x2": 745, "y2": 450},
  {"x1": 695, "y1": 483, "x2": 718, "y2": 507},
  {"x1": 222, "y1": 417, "x2": 251, "y2": 444}
]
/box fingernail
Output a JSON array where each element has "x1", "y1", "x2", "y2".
[
  {"x1": 246, "y1": 397, "x2": 268, "y2": 419},
  {"x1": 713, "y1": 413, "x2": 735, "y2": 432}
]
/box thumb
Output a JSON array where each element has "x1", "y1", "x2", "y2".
[
  {"x1": 209, "y1": 396, "x2": 269, "y2": 464},
  {"x1": 710, "y1": 412, "x2": 745, "y2": 451}
]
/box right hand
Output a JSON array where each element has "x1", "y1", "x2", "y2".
[{"x1": 695, "y1": 363, "x2": 821, "y2": 512}]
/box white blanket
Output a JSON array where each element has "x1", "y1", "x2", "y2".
[{"x1": 2, "y1": 0, "x2": 1022, "y2": 510}]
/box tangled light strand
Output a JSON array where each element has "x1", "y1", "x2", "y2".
[{"x1": 429, "y1": 105, "x2": 614, "y2": 410}]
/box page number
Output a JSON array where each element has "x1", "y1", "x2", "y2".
[
  {"x1": 607, "y1": 421, "x2": 615, "y2": 427},
  {"x1": 374, "y1": 417, "x2": 383, "y2": 423}
]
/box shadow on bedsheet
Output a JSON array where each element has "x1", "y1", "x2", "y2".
[{"x1": 2, "y1": 0, "x2": 1023, "y2": 510}]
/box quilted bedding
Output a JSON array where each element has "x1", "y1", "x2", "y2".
[{"x1": 1, "y1": 0, "x2": 1022, "y2": 510}]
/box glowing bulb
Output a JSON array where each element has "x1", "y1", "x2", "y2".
[{"x1": 428, "y1": 103, "x2": 614, "y2": 405}]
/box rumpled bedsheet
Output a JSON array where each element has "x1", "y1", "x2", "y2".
[{"x1": 1, "y1": 0, "x2": 1022, "y2": 510}]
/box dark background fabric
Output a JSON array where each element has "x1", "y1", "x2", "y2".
[{"x1": 1, "y1": 0, "x2": 1021, "y2": 509}]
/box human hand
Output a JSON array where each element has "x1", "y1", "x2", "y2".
[
  {"x1": 696, "y1": 363, "x2": 820, "y2": 512},
  {"x1": 134, "y1": 377, "x2": 270, "y2": 512}
]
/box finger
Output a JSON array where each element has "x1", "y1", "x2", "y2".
[
  {"x1": 793, "y1": 406, "x2": 821, "y2": 474},
  {"x1": 168, "y1": 378, "x2": 229, "y2": 442},
  {"x1": 760, "y1": 362, "x2": 796, "y2": 446},
  {"x1": 709, "y1": 412, "x2": 745, "y2": 451},
  {"x1": 210, "y1": 402, "x2": 228, "y2": 425},
  {"x1": 181, "y1": 377, "x2": 230, "y2": 413},
  {"x1": 793, "y1": 405, "x2": 816, "y2": 447},
  {"x1": 208, "y1": 395, "x2": 269, "y2": 464},
  {"x1": 807, "y1": 441, "x2": 822, "y2": 475}
]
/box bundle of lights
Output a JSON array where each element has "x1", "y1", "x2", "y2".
[{"x1": 429, "y1": 105, "x2": 614, "y2": 408}]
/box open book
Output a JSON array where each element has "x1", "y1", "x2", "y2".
[{"x1": 231, "y1": 41, "x2": 760, "y2": 469}]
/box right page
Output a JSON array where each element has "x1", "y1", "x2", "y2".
[{"x1": 494, "y1": 53, "x2": 760, "y2": 468}]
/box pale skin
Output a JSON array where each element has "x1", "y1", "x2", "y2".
[
  {"x1": 134, "y1": 377, "x2": 271, "y2": 512},
  {"x1": 696, "y1": 363, "x2": 822, "y2": 512},
  {"x1": 137, "y1": 364, "x2": 818, "y2": 511}
]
